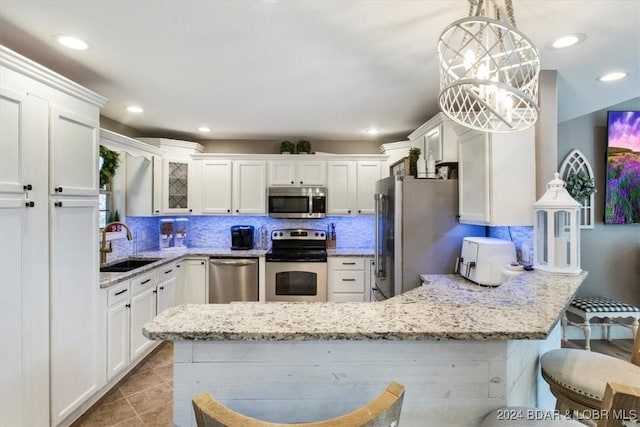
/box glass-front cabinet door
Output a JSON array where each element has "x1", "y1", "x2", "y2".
[{"x1": 162, "y1": 158, "x2": 193, "y2": 214}]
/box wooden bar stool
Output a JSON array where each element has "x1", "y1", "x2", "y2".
[
  {"x1": 192, "y1": 381, "x2": 405, "y2": 427},
  {"x1": 561, "y1": 297, "x2": 640, "y2": 351},
  {"x1": 540, "y1": 325, "x2": 640, "y2": 420}
]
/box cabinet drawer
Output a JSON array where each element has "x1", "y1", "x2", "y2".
[
  {"x1": 333, "y1": 293, "x2": 367, "y2": 302},
  {"x1": 333, "y1": 257, "x2": 365, "y2": 270},
  {"x1": 130, "y1": 272, "x2": 156, "y2": 296},
  {"x1": 107, "y1": 282, "x2": 130, "y2": 307},
  {"x1": 157, "y1": 262, "x2": 177, "y2": 283},
  {"x1": 332, "y1": 270, "x2": 365, "y2": 293}
]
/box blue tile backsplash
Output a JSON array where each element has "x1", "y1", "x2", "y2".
[
  {"x1": 107, "y1": 215, "x2": 375, "y2": 261},
  {"x1": 106, "y1": 216, "x2": 533, "y2": 266},
  {"x1": 487, "y1": 226, "x2": 534, "y2": 264}
]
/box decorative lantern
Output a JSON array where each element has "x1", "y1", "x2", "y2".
[{"x1": 533, "y1": 173, "x2": 582, "y2": 275}]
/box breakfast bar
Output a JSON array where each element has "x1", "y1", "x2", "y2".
[{"x1": 143, "y1": 270, "x2": 587, "y2": 427}]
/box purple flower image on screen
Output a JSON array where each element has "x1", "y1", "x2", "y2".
[{"x1": 605, "y1": 111, "x2": 640, "y2": 224}]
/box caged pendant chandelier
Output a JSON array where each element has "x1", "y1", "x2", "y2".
[{"x1": 438, "y1": 0, "x2": 540, "y2": 132}]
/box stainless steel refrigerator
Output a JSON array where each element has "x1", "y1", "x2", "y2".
[{"x1": 373, "y1": 176, "x2": 485, "y2": 301}]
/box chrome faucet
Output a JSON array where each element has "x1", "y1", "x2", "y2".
[{"x1": 100, "y1": 222, "x2": 133, "y2": 265}]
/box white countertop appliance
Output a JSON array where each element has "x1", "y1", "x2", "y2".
[{"x1": 458, "y1": 237, "x2": 517, "y2": 286}]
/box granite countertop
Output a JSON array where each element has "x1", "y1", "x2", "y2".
[
  {"x1": 143, "y1": 269, "x2": 587, "y2": 341},
  {"x1": 100, "y1": 247, "x2": 373, "y2": 288}
]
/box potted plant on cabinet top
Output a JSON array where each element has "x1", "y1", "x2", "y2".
[
  {"x1": 408, "y1": 147, "x2": 421, "y2": 178},
  {"x1": 280, "y1": 140, "x2": 295, "y2": 154},
  {"x1": 296, "y1": 140, "x2": 312, "y2": 154}
]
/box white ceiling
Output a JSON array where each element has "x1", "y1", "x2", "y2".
[{"x1": 0, "y1": 1, "x2": 638, "y2": 143}]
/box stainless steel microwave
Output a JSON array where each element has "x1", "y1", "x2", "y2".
[{"x1": 267, "y1": 187, "x2": 327, "y2": 219}]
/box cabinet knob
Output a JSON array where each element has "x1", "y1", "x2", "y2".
[
  {"x1": 159, "y1": 286, "x2": 164, "y2": 290},
  {"x1": 23, "y1": 184, "x2": 33, "y2": 191},
  {"x1": 189, "y1": 209, "x2": 192, "y2": 213},
  {"x1": 54, "y1": 186, "x2": 63, "y2": 193},
  {"x1": 227, "y1": 209, "x2": 231, "y2": 213},
  {"x1": 125, "y1": 303, "x2": 131, "y2": 308},
  {"x1": 153, "y1": 289, "x2": 157, "y2": 294},
  {"x1": 236, "y1": 209, "x2": 239, "y2": 213},
  {"x1": 25, "y1": 201, "x2": 35, "y2": 207},
  {"x1": 348, "y1": 210, "x2": 351, "y2": 214},
  {"x1": 300, "y1": 181, "x2": 303, "y2": 184},
  {"x1": 291, "y1": 181, "x2": 294, "y2": 184},
  {"x1": 201, "y1": 261, "x2": 205, "y2": 265},
  {"x1": 155, "y1": 210, "x2": 160, "y2": 213},
  {"x1": 54, "y1": 201, "x2": 63, "y2": 207},
  {"x1": 358, "y1": 210, "x2": 361, "y2": 213}
]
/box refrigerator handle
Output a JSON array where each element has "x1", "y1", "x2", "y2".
[{"x1": 374, "y1": 193, "x2": 382, "y2": 276}]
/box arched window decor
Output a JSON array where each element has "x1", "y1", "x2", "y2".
[{"x1": 559, "y1": 149, "x2": 595, "y2": 229}]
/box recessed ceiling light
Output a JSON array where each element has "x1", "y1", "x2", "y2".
[
  {"x1": 54, "y1": 35, "x2": 90, "y2": 50},
  {"x1": 198, "y1": 127, "x2": 211, "y2": 133},
  {"x1": 549, "y1": 33, "x2": 587, "y2": 49},
  {"x1": 126, "y1": 105, "x2": 144, "y2": 113},
  {"x1": 366, "y1": 128, "x2": 380, "y2": 136},
  {"x1": 597, "y1": 72, "x2": 628, "y2": 82}
]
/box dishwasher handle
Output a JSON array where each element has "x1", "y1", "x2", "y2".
[{"x1": 210, "y1": 258, "x2": 257, "y2": 267}]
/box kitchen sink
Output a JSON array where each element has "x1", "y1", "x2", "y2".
[{"x1": 100, "y1": 258, "x2": 162, "y2": 273}]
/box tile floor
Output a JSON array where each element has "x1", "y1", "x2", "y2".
[
  {"x1": 72, "y1": 338, "x2": 633, "y2": 427},
  {"x1": 71, "y1": 342, "x2": 174, "y2": 427}
]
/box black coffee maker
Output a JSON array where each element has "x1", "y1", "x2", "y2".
[{"x1": 231, "y1": 225, "x2": 254, "y2": 250}]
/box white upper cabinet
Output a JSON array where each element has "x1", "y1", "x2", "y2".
[
  {"x1": 327, "y1": 161, "x2": 356, "y2": 215},
  {"x1": 50, "y1": 107, "x2": 99, "y2": 196},
  {"x1": 269, "y1": 160, "x2": 326, "y2": 186},
  {"x1": 327, "y1": 160, "x2": 382, "y2": 215},
  {"x1": 100, "y1": 129, "x2": 164, "y2": 216},
  {"x1": 355, "y1": 161, "x2": 382, "y2": 214},
  {"x1": 194, "y1": 159, "x2": 266, "y2": 215},
  {"x1": 137, "y1": 138, "x2": 204, "y2": 215},
  {"x1": 458, "y1": 127, "x2": 535, "y2": 226},
  {"x1": 161, "y1": 157, "x2": 193, "y2": 214},
  {"x1": 408, "y1": 112, "x2": 460, "y2": 164},
  {"x1": 233, "y1": 160, "x2": 267, "y2": 214},
  {"x1": 197, "y1": 159, "x2": 233, "y2": 214}
]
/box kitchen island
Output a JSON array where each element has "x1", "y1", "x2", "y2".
[{"x1": 143, "y1": 270, "x2": 587, "y2": 427}]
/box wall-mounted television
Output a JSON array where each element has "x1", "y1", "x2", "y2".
[{"x1": 605, "y1": 110, "x2": 640, "y2": 224}]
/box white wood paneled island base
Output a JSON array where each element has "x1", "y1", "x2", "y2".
[{"x1": 143, "y1": 271, "x2": 587, "y2": 427}]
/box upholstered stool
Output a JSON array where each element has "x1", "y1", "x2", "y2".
[
  {"x1": 540, "y1": 320, "x2": 640, "y2": 425},
  {"x1": 562, "y1": 297, "x2": 640, "y2": 350}
]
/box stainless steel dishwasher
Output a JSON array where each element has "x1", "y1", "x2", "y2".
[{"x1": 208, "y1": 257, "x2": 259, "y2": 303}]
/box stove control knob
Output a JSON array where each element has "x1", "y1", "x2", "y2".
[
  {"x1": 279, "y1": 232, "x2": 283, "y2": 236},
  {"x1": 314, "y1": 232, "x2": 319, "y2": 237},
  {"x1": 320, "y1": 232, "x2": 325, "y2": 238}
]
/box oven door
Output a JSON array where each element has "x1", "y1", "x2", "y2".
[{"x1": 265, "y1": 262, "x2": 327, "y2": 302}]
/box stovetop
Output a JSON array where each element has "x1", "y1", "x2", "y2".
[{"x1": 266, "y1": 228, "x2": 327, "y2": 262}]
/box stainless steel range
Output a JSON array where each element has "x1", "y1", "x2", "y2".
[{"x1": 265, "y1": 228, "x2": 327, "y2": 302}]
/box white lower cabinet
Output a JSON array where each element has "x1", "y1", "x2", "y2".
[
  {"x1": 328, "y1": 257, "x2": 372, "y2": 302},
  {"x1": 106, "y1": 282, "x2": 131, "y2": 380},
  {"x1": 105, "y1": 262, "x2": 178, "y2": 382},
  {"x1": 176, "y1": 257, "x2": 208, "y2": 304},
  {"x1": 156, "y1": 262, "x2": 177, "y2": 314},
  {"x1": 129, "y1": 271, "x2": 158, "y2": 360}
]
